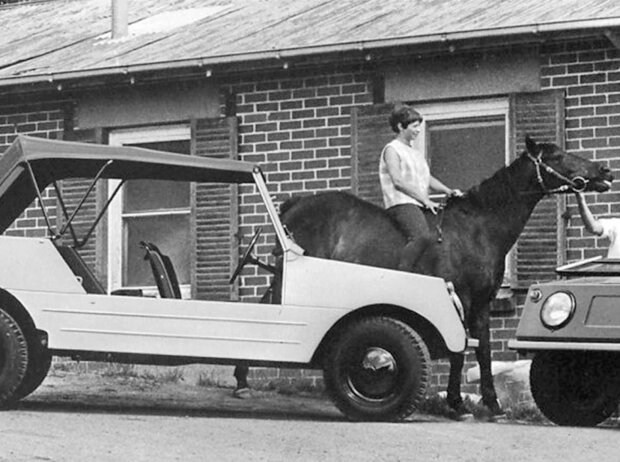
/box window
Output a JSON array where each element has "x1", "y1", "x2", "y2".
[
  {"x1": 108, "y1": 125, "x2": 191, "y2": 297},
  {"x1": 413, "y1": 98, "x2": 509, "y2": 192},
  {"x1": 413, "y1": 99, "x2": 512, "y2": 283}
]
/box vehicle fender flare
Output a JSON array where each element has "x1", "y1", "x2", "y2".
[
  {"x1": 0, "y1": 289, "x2": 38, "y2": 340},
  {"x1": 310, "y1": 304, "x2": 449, "y2": 366}
]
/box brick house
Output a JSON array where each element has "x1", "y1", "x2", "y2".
[{"x1": 2, "y1": 0, "x2": 620, "y2": 393}]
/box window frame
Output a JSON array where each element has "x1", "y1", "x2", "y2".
[{"x1": 107, "y1": 124, "x2": 192, "y2": 297}]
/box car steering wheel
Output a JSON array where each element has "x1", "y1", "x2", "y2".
[{"x1": 229, "y1": 227, "x2": 263, "y2": 284}]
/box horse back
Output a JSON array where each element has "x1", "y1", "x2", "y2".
[{"x1": 280, "y1": 191, "x2": 405, "y2": 268}]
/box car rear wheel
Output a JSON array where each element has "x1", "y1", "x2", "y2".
[
  {"x1": 0, "y1": 309, "x2": 28, "y2": 408},
  {"x1": 530, "y1": 351, "x2": 620, "y2": 427},
  {"x1": 323, "y1": 316, "x2": 430, "y2": 421}
]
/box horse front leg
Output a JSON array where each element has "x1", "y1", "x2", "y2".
[
  {"x1": 471, "y1": 305, "x2": 503, "y2": 416},
  {"x1": 446, "y1": 352, "x2": 468, "y2": 413}
]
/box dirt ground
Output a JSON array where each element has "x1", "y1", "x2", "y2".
[
  {"x1": 3, "y1": 365, "x2": 620, "y2": 462},
  {"x1": 19, "y1": 365, "x2": 344, "y2": 420}
]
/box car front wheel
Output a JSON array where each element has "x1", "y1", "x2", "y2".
[
  {"x1": 13, "y1": 340, "x2": 51, "y2": 401},
  {"x1": 0, "y1": 309, "x2": 28, "y2": 408},
  {"x1": 530, "y1": 351, "x2": 620, "y2": 426},
  {"x1": 323, "y1": 316, "x2": 430, "y2": 421}
]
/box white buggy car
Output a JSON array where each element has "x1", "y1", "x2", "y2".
[{"x1": 0, "y1": 135, "x2": 475, "y2": 421}]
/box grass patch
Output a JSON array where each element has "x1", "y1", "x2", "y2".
[
  {"x1": 417, "y1": 393, "x2": 546, "y2": 423},
  {"x1": 51, "y1": 361, "x2": 185, "y2": 385},
  {"x1": 505, "y1": 402, "x2": 546, "y2": 423},
  {"x1": 261, "y1": 378, "x2": 325, "y2": 397}
]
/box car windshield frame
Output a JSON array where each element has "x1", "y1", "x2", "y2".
[{"x1": 555, "y1": 256, "x2": 620, "y2": 277}]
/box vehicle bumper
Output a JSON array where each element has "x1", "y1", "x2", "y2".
[{"x1": 508, "y1": 339, "x2": 620, "y2": 352}]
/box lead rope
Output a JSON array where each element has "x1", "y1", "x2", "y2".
[{"x1": 435, "y1": 204, "x2": 446, "y2": 243}]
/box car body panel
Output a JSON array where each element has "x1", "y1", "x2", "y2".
[
  {"x1": 0, "y1": 237, "x2": 85, "y2": 294},
  {"x1": 282, "y1": 252, "x2": 468, "y2": 352},
  {"x1": 4, "y1": 240, "x2": 467, "y2": 364},
  {"x1": 510, "y1": 258, "x2": 620, "y2": 352}
]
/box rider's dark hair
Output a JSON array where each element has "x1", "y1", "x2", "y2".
[{"x1": 389, "y1": 105, "x2": 424, "y2": 133}]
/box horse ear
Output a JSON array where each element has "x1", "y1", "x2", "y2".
[{"x1": 525, "y1": 135, "x2": 538, "y2": 155}]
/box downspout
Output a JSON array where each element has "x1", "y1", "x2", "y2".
[{"x1": 111, "y1": 0, "x2": 128, "y2": 39}]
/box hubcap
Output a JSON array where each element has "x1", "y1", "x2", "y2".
[{"x1": 347, "y1": 347, "x2": 399, "y2": 402}]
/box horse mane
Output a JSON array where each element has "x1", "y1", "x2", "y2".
[{"x1": 456, "y1": 154, "x2": 526, "y2": 211}]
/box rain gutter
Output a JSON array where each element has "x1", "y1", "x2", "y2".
[{"x1": 1, "y1": 17, "x2": 620, "y2": 88}]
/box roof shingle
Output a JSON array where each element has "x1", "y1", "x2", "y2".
[{"x1": 1, "y1": 0, "x2": 620, "y2": 85}]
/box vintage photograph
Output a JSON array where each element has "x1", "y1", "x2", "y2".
[{"x1": 0, "y1": 0, "x2": 619, "y2": 460}]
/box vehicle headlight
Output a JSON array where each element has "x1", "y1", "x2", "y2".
[{"x1": 540, "y1": 291, "x2": 575, "y2": 329}]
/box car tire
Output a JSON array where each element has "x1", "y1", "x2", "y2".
[
  {"x1": 13, "y1": 343, "x2": 51, "y2": 401},
  {"x1": 0, "y1": 309, "x2": 28, "y2": 408},
  {"x1": 530, "y1": 351, "x2": 620, "y2": 427},
  {"x1": 323, "y1": 316, "x2": 430, "y2": 421}
]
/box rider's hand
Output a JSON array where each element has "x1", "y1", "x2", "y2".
[
  {"x1": 449, "y1": 189, "x2": 464, "y2": 198},
  {"x1": 423, "y1": 199, "x2": 440, "y2": 214}
]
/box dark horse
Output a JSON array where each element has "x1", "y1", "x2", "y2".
[{"x1": 263, "y1": 136, "x2": 612, "y2": 415}]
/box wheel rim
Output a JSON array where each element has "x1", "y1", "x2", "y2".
[{"x1": 346, "y1": 347, "x2": 400, "y2": 403}]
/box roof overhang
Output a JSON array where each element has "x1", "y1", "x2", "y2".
[{"x1": 1, "y1": 19, "x2": 620, "y2": 95}]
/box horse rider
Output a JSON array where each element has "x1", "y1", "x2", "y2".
[{"x1": 379, "y1": 104, "x2": 462, "y2": 270}]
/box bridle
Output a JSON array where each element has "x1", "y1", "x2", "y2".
[
  {"x1": 432, "y1": 150, "x2": 590, "y2": 242},
  {"x1": 526, "y1": 151, "x2": 587, "y2": 195}
]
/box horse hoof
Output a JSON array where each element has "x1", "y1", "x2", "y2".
[
  {"x1": 485, "y1": 401, "x2": 507, "y2": 421},
  {"x1": 450, "y1": 402, "x2": 474, "y2": 422},
  {"x1": 233, "y1": 387, "x2": 252, "y2": 399}
]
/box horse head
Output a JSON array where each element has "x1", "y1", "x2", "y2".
[{"x1": 524, "y1": 135, "x2": 613, "y2": 194}]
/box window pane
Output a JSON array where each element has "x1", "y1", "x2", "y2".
[
  {"x1": 427, "y1": 117, "x2": 505, "y2": 191},
  {"x1": 123, "y1": 139, "x2": 190, "y2": 213},
  {"x1": 130, "y1": 140, "x2": 188, "y2": 154},
  {"x1": 124, "y1": 180, "x2": 189, "y2": 212},
  {"x1": 123, "y1": 214, "x2": 190, "y2": 287}
]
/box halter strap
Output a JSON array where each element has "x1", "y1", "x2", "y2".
[{"x1": 526, "y1": 152, "x2": 587, "y2": 195}]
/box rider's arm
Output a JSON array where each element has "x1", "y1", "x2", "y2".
[
  {"x1": 384, "y1": 146, "x2": 438, "y2": 211},
  {"x1": 429, "y1": 176, "x2": 462, "y2": 197},
  {"x1": 575, "y1": 192, "x2": 604, "y2": 236}
]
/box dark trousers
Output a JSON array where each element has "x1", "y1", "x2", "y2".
[{"x1": 386, "y1": 203, "x2": 430, "y2": 270}]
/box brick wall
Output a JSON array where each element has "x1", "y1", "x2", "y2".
[
  {"x1": 0, "y1": 100, "x2": 66, "y2": 237},
  {"x1": 542, "y1": 38, "x2": 620, "y2": 260},
  {"x1": 224, "y1": 71, "x2": 372, "y2": 299}
]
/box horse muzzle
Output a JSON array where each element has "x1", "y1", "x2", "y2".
[{"x1": 586, "y1": 177, "x2": 613, "y2": 193}]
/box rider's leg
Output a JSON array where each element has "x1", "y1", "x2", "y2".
[{"x1": 386, "y1": 204, "x2": 430, "y2": 270}]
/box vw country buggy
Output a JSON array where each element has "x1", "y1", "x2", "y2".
[{"x1": 0, "y1": 135, "x2": 474, "y2": 421}]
